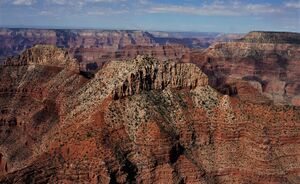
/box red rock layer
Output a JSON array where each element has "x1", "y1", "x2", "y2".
[
  {"x1": 0, "y1": 28, "x2": 242, "y2": 69},
  {"x1": 0, "y1": 47, "x2": 299, "y2": 183},
  {"x1": 70, "y1": 45, "x2": 191, "y2": 70},
  {"x1": 0, "y1": 45, "x2": 88, "y2": 178},
  {"x1": 191, "y1": 37, "x2": 300, "y2": 105}
]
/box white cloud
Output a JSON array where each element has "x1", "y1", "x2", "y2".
[
  {"x1": 86, "y1": 0, "x2": 126, "y2": 2},
  {"x1": 13, "y1": 0, "x2": 35, "y2": 5},
  {"x1": 245, "y1": 4, "x2": 279, "y2": 14},
  {"x1": 49, "y1": 0, "x2": 66, "y2": 5},
  {"x1": 137, "y1": 0, "x2": 148, "y2": 5},
  {"x1": 145, "y1": 2, "x2": 280, "y2": 16},
  {"x1": 39, "y1": 10, "x2": 55, "y2": 16},
  {"x1": 7, "y1": 0, "x2": 294, "y2": 19},
  {"x1": 87, "y1": 9, "x2": 128, "y2": 15},
  {"x1": 285, "y1": 1, "x2": 300, "y2": 9},
  {"x1": 48, "y1": 0, "x2": 126, "y2": 5}
]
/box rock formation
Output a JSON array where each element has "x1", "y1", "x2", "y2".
[
  {"x1": 71, "y1": 45, "x2": 191, "y2": 70},
  {"x1": 240, "y1": 31, "x2": 300, "y2": 44},
  {"x1": 0, "y1": 45, "x2": 88, "y2": 181},
  {"x1": 4, "y1": 45, "x2": 79, "y2": 71},
  {"x1": 0, "y1": 46, "x2": 299, "y2": 183},
  {"x1": 191, "y1": 31, "x2": 300, "y2": 105},
  {"x1": 109, "y1": 56, "x2": 208, "y2": 99},
  {"x1": 0, "y1": 28, "x2": 242, "y2": 70}
]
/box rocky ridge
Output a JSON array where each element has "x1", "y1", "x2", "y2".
[
  {"x1": 110, "y1": 56, "x2": 208, "y2": 99},
  {"x1": 3, "y1": 45, "x2": 79, "y2": 71},
  {"x1": 0, "y1": 46, "x2": 299, "y2": 183},
  {"x1": 64, "y1": 55, "x2": 208, "y2": 123},
  {"x1": 240, "y1": 31, "x2": 300, "y2": 44}
]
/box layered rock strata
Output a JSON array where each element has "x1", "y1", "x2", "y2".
[
  {"x1": 0, "y1": 28, "x2": 242, "y2": 70},
  {"x1": 0, "y1": 46, "x2": 299, "y2": 183},
  {"x1": 191, "y1": 31, "x2": 300, "y2": 105}
]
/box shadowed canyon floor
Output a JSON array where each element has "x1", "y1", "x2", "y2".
[{"x1": 0, "y1": 45, "x2": 299, "y2": 183}]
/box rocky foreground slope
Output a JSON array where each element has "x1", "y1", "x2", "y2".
[
  {"x1": 191, "y1": 31, "x2": 300, "y2": 106},
  {"x1": 0, "y1": 45, "x2": 299, "y2": 183}
]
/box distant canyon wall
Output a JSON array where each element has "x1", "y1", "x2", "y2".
[{"x1": 0, "y1": 28, "x2": 242, "y2": 68}]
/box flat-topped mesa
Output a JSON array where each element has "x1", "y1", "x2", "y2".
[
  {"x1": 112, "y1": 55, "x2": 208, "y2": 99},
  {"x1": 3, "y1": 45, "x2": 79, "y2": 71},
  {"x1": 239, "y1": 31, "x2": 300, "y2": 44}
]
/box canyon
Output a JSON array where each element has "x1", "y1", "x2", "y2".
[
  {"x1": 0, "y1": 30, "x2": 299, "y2": 183},
  {"x1": 0, "y1": 43, "x2": 299, "y2": 183},
  {"x1": 0, "y1": 28, "x2": 242, "y2": 69},
  {"x1": 191, "y1": 31, "x2": 300, "y2": 105}
]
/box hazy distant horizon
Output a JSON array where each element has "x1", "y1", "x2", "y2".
[
  {"x1": 1, "y1": 25, "x2": 299, "y2": 35},
  {"x1": 0, "y1": 25, "x2": 232, "y2": 34}
]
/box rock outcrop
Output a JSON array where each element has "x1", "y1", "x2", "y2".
[
  {"x1": 109, "y1": 56, "x2": 207, "y2": 99},
  {"x1": 191, "y1": 31, "x2": 300, "y2": 105},
  {"x1": 4, "y1": 45, "x2": 79, "y2": 71},
  {"x1": 0, "y1": 46, "x2": 299, "y2": 183},
  {"x1": 240, "y1": 31, "x2": 300, "y2": 44}
]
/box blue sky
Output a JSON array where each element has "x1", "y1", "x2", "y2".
[{"x1": 0, "y1": 0, "x2": 299, "y2": 33}]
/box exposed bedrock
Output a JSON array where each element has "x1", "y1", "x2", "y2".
[
  {"x1": 0, "y1": 45, "x2": 299, "y2": 184},
  {"x1": 112, "y1": 56, "x2": 208, "y2": 99},
  {"x1": 191, "y1": 31, "x2": 300, "y2": 105}
]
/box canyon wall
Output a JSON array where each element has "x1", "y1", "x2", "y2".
[
  {"x1": 0, "y1": 28, "x2": 226, "y2": 59},
  {"x1": 0, "y1": 45, "x2": 89, "y2": 180},
  {"x1": 191, "y1": 31, "x2": 300, "y2": 105},
  {"x1": 0, "y1": 47, "x2": 299, "y2": 183},
  {"x1": 0, "y1": 28, "x2": 242, "y2": 69},
  {"x1": 2, "y1": 30, "x2": 300, "y2": 106}
]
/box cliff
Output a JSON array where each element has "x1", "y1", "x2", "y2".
[
  {"x1": 71, "y1": 45, "x2": 191, "y2": 70},
  {"x1": 0, "y1": 28, "x2": 243, "y2": 70},
  {"x1": 4, "y1": 45, "x2": 79, "y2": 71},
  {"x1": 109, "y1": 56, "x2": 207, "y2": 99},
  {"x1": 0, "y1": 46, "x2": 299, "y2": 183},
  {"x1": 0, "y1": 46, "x2": 89, "y2": 179},
  {"x1": 0, "y1": 28, "x2": 212, "y2": 59},
  {"x1": 192, "y1": 31, "x2": 300, "y2": 105},
  {"x1": 240, "y1": 31, "x2": 300, "y2": 44}
]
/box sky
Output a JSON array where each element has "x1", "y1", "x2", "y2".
[{"x1": 0, "y1": 0, "x2": 299, "y2": 33}]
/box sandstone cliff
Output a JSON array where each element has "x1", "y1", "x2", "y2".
[
  {"x1": 4, "y1": 45, "x2": 79, "y2": 71},
  {"x1": 192, "y1": 31, "x2": 300, "y2": 105},
  {"x1": 0, "y1": 46, "x2": 299, "y2": 183}
]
